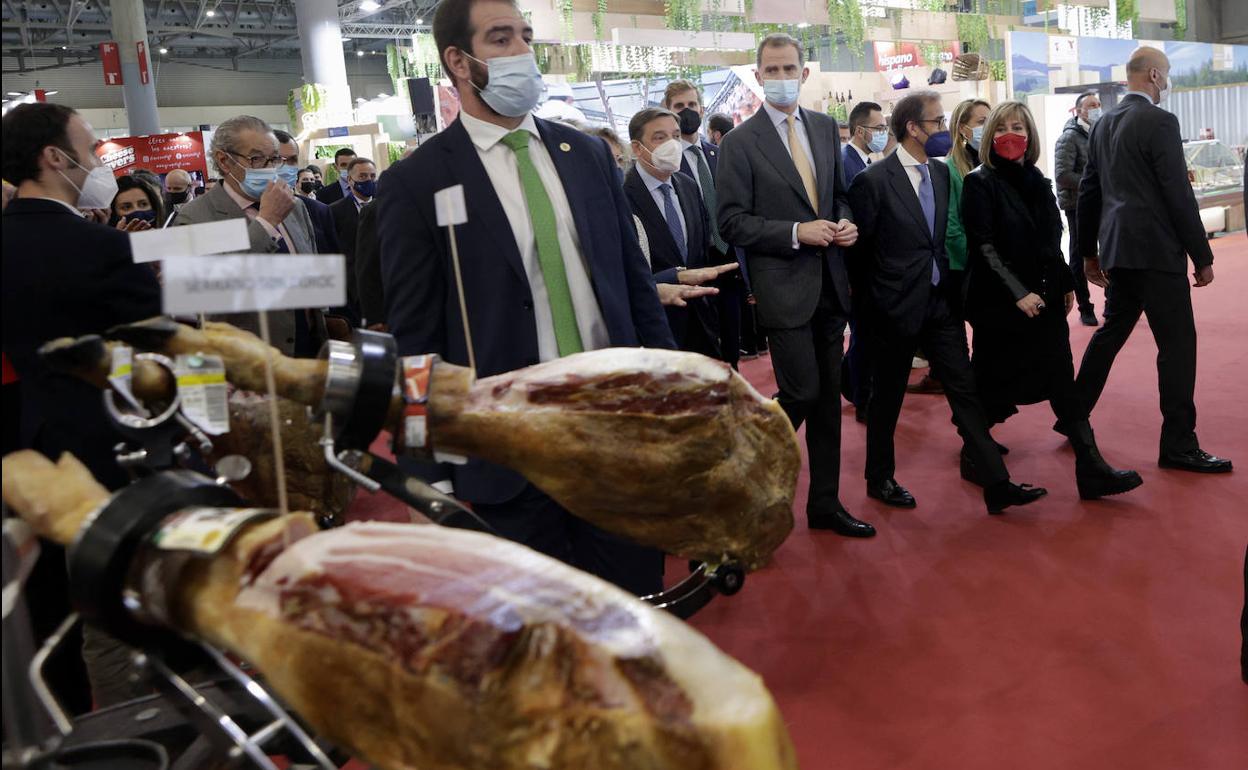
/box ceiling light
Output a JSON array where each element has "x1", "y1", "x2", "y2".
[
  {"x1": 360, "y1": 0, "x2": 381, "y2": 11},
  {"x1": 159, "y1": 47, "x2": 168, "y2": 54},
  {"x1": 357, "y1": 50, "x2": 365, "y2": 56},
  {"x1": 45, "y1": 90, "x2": 58, "y2": 95},
  {"x1": 6, "y1": 91, "x2": 21, "y2": 96},
  {"x1": 206, "y1": 9, "x2": 215, "y2": 16},
  {"x1": 341, "y1": 36, "x2": 352, "y2": 42},
  {"x1": 416, "y1": 18, "x2": 424, "y2": 24},
  {"x1": 60, "y1": 45, "x2": 68, "y2": 49}
]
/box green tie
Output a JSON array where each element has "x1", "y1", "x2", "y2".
[
  {"x1": 691, "y1": 145, "x2": 728, "y2": 254},
  {"x1": 500, "y1": 130, "x2": 584, "y2": 356}
]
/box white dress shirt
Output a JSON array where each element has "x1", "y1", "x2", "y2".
[
  {"x1": 848, "y1": 141, "x2": 872, "y2": 167},
  {"x1": 894, "y1": 144, "x2": 927, "y2": 199},
  {"x1": 224, "y1": 181, "x2": 294, "y2": 248},
  {"x1": 459, "y1": 110, "x2": 609, "y2": 362},
  {"x1": 681, "y1": 138, "x2": 706, "y2": 195},
  {"x1": 762, "y1": 101, "x2": 818, "y2": 249},
  {"x1": 637, "y1": 163, "x2": 688, "y2": 253}
]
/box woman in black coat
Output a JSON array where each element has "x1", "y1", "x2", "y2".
[{"x1": 961, "y1": 101, "x2": 1141, "y2": 501}]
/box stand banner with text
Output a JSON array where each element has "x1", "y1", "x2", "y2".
[{"x1": 95, "y1": 131, "x2": 209, "y2": 179}]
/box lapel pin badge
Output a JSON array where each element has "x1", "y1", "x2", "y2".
[{"x1": 559, "y1": 142, "x2": 572, "y2": 152}]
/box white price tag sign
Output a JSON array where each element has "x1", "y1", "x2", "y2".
[
  {"x1": 161, "y1": 253, "x2": 346, "y2": 314},
  {"x1": 435, "y1": 184, "x2": 468, "y2": 226},
  {"x1": 130, "y1": 219, "x2": 250, "y2": 263},
  {"x1": 175, "y1": 354, "x2": 229, "y2": 435}
]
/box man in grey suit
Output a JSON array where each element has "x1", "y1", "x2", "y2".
[
  {"x1": 174, "y1": 115, "x2": 316, "y2": 354},
  {"x1": 717, "y1": 33, "x2": 873, "y2": 538},
  {"x1": 1076, "y1": 46, "x2": 1231, "y2": 473}
]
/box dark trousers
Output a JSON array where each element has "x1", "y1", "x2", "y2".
[
  {"x1": 765, "y1": 284, "x2": 847, "y2": 515},
  {"x1": 867, "y1": 290, "x2": 1008, "y2": 485},
  {"x1": 1075, "y1": 268, "x2": 1198, "y2": 456},
  {"x1": 682, "y1": 313, "x2": 723, "y2": 360},
  {"x1": 841, "y1": 298, "x2": 873, "y2": 410},
  {"x1": 739, "y1": 294, "x2": 765, "y2": 355},
  {"x1": 715, "y1": 272, "x2": 743, "y2": 369},
  {"x1": 1064, "y1": 208, "x2": 1093, "y2": 312},
  {"x1": 473, "y1": 483, "x2": 664, "y2": 597}
]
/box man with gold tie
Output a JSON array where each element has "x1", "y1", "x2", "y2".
[{"x1": 717, "y1": 34, "x2": 873, "y2": 538}]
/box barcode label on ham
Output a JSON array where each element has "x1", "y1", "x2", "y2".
[
  {"x1": 175, "y1": 354, "x2": 229, "y2": 434},
  {"x1": 152, "y1": 507, "x2": 277, "y2": 554}
]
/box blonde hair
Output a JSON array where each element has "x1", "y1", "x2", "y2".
[
  {"x1": 980, "y1": 100, "x2": 1040, "y2": 170},
  {"x1": 949, "y1": 98, "x2": 990, "y2": 177}
]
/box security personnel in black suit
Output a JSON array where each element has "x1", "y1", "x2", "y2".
[
  {"x1": 330, "y1": 156, "x2": 377, "y2": 318},
  {"x1": 1076, "y1": 46, "x2": 1231, "y2": 473},
  {"x1": 848, "y1": 91, "x2": 1046, "y2": 515},
  {"x1": 623, "y1": 107, "x2": 725, "y2": 358}
]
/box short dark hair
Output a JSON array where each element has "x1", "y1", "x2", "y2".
[
  {"x1": 273, "y1": 129, "x2": 296, "y2": 145},
  {"x1": 756, "y1": 33, "x2": 804, "y2": 69},
  {"x1": 433, "y1": 0, "x2": 522, "y2": 79},
  {"x1": 707, "y1": 113, "x2": 734, "y2": 137},
  {"x1": 1074, "y1": 90, "x2": 1098, "y2": 109},
  {"x1": 890, "y1": 90, "x2": 942, "y2": 142},
  {"x1": 346, "y1": 157, "x2": 375, "y2": 174},
  {"x1": 628, "y1": 107, "x2": 679, "y2": 142},
  {"x1": 848, "y1": 101, "x2": 883, "y2": 133},
  {"x1": 112, "y1": 173, "x2": 166, "y2": 224},
  {"x1": 333, "y1": 148, "x2": 356, "y2": 162},
  {"x1": 2, "y1": 103, "x2": 80, "y2": 185},
  {"x1": 305, "y1": 164, "x2": 322, "y2": 175}
]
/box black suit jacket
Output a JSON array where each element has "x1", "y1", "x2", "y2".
[
  {"x1": 678, "y1": 137, "x2": 720, "y2": 180},
  {"x1": 624, "y1": 167, "x2": 717, "y2": 347},
  {"x1": 378, "y1": 116, "x2": 674, "y2": 505},
  {"x1": 848, "y1": 151, "x2": 951, "y2": 339},
  {"x1": 717, "y1": 107, "x2": 853, "y2": 329},
  {"x1": 1, "y1": 198, "x2": 163, "y2": 489},
  {"x1": 301, "y1": 194, "x2": 341, "y2": 254},
  {"x1": 315, "y1": 179, "x2": 347, "y2": 205},
  {"x1": 330, "y1": 196, "x2": 363, "y2": 307},
  {"x1": 1077, "y1": 93, "x2": 1214, "y2": 272},
  {"x1": 354, "y1": 201, "x2": 384, "y2": 326}
]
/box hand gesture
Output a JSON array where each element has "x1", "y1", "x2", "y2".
[
  {"x1": 678, "y1": 261, "x2": 739, "y2": 286},
  {"x1": 658, "y1": 283, "x2": 719, "y2": 307},
  {"x1": 830, "y1": 219, "x2": 858, "y2": 247},
  {"x1": 1084, "y1": 257, "x2": 1108, "y2": 288},
  {"x1": 1016, "y1": 292, "x2": 1045, "y2": 318},
  {"x1": 1193, "y1": 264, "x2": 1214, "y2": 287},
  {"x1": 116, "y1": 216, "x2": 152, "y2": 232},
  {"x1": 797, "y1": 220, "x2": 839, "y2": 247},
  {"x1": 1064, "y1": 291, "x2": 1075, "y2": 317},
  {"x1": 257, "y1": 178, "x2": 296, "y2": 225}
]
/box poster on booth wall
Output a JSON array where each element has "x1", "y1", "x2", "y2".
[{"x1": 95, "y1": 131, "x2": 210, "y2": 186}]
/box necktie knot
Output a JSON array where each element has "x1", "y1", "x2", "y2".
[
  {"x1": 659, "y1": 183, "x2": 673, "y2": 196},
  {"x1": 501, "y1": 130, "x2": 531, "y2": 153},
  {"x1": 917, "y1": 162, "x2": 931, "y2": 181}
]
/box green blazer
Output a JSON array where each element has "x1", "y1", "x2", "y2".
[{"x1": 946, "y1": 160, "x2": 967, "y2": 271}]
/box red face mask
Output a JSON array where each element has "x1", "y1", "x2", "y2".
[{"x1": 993, "y1": 132, "x2": 1028, "y2": 161}]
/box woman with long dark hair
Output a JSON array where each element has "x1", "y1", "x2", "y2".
[
  {"x1": 961, "y1": 101, "x2": 1141, "y2": 500},
  {"x1": 109, "y1": 173, "x2": 166, "y2": 227}
]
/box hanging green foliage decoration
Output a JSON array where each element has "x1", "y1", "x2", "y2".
[
  {"x1": 827, "y1": 0, "x2": 866, "y2": 61},
  {"x1": 1173, "y1": 0, "x2": 1187, "y2": 39},
  {"x1": 558, "y1": 0, "x2": 575, "y2": 41},
  {"x1": 956, "y1": 13, "x2": 990, "y2": 53}
]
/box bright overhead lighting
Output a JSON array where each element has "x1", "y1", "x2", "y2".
[
  {"x1": 357, "y1": 50, "x2": 365, "y2": 56},
  {"x1": 6, "y1": 91, "x2": 21, "y2": 96},
  {"x1": 360, "y1": 0, "x2": 381, "y2": 11},
  {"x1": 206, "y1": 9, "x2": 215, "y2": 16},
  {"x1": 341, "y1": 36, "x2": 352, "y2": 42},
  {"x1": 159, "y1": 47, "x2": 168, "y2": 54},
  {"x1": 61, "y1": 45, "x2": 68, "y2": 49},
  {"x1": 415, "y1": 17, "x2": 423, "y2": 24},
  {"x1": 45, "y1": 90, "x2": 58, "y2": 95}
]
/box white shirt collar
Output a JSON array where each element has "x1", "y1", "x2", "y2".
[
  {"x1": 762, "y1": 101, "x2": 800, "y2": 128},
  {"x1": 1078, "y1": 117, "x2": 1091, "y2": 131},
  {"x1": 23, "y1": 196, "x2": 85, "y2": 217},
  {"x1": 460, "y1": 110, "x2": 540, "y2": 152},
  {"x1": 681, "y1": 137, "x2": 700, "y2": 151},
  {"x1": 895, "y1": 144, "x2": 925, "y2": 169},
  {"x1": 223, "y1": 179, "x2": 259, "y2": 210},
  {"x1": 637, "y1": 163, "x2": 674, "y2": 193},
  {"x1": 849, "y1": 141, "x2": 871, "y2": 164}
]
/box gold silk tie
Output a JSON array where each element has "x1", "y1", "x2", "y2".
[{"x1": 786, "y1": 113, "x2": 819, "y2": 211}]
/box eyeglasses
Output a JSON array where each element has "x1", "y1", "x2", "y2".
[
  {"x1": 227, "y1": 150, "x2": 283, "y2": 169},
  {"x1": 918, "y1": 117, "x2": 949, "y2": 130},
  {"x1": 864, "y1": 124, "x2": 889, "y2": 132}
]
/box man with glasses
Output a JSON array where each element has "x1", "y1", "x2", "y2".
[
  {"x1": 174, "y1": 114, "x2": 316, "y2": 354},
  {"x1": 848, "y1": 91, "x2": 1045, "y2": 515},
  {"x1": 843, "y1": 101, "x2": 886, "y2": 183}
]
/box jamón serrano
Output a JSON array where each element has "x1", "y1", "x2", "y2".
[{"x1": 2, "y1": 450, "x2": 798, "y2": 770}]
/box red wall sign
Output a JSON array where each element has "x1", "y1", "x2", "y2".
[
  {"x1": 136, "y1": 41, "x2": 150, "y2": 85},
  {"x1": 99, "y1": 41, "x2": 123, "y2": 85},
  {"x1": 873, "y1": 41, "x2": 961, "y2": 73},
  {"x1": 95, "y1": 131, "x2": 208, "y2": 179}
]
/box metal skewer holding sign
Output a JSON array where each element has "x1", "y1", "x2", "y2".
[{"x1": 434, "y1": 184, "x2": 477, "y2": 377}]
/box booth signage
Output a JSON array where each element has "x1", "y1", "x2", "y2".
[
  {"x1": 95, "y1": 131, "x2": 208, "y2": 177},
  {"x1": 137, "y1": 41, "x2": 150, "y2": 84},
  {"x1": 162, "y1": 254, "x2": 347, "y2": 315},
  {"x1": 873, "y1": 41, "x2": 959, "y2": 73},
  {"x1": 99, "y1": 42, "x2": 123, "y2": 85}
]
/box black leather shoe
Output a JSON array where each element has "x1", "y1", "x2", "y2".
[
  {"x1": 1159, "y1": 449, "x2": 1233, "y2": 474},
  {"x1": 809, "y1": 506, "x2": 876, "y2": 537},
  {"x1": 867, "y1": 478, "x2": 916, "y2": 508},
  {"x1": 1053, "y1": 419, "x2": 1072, "y2": 438},
  {"x1": 984, "y1": 481, "x2": 1048, "y2": 514},
  {"x1": 1079, "y1": 308, "x2": 1099, "y2": 326}
]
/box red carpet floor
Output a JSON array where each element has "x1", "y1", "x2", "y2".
[{"x1": 349, "y1": 232, "x2": 1248, "y2": 770}]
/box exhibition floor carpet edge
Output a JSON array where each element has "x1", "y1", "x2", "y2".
[{"x1": 347, "y1": 231, "x2": 1248, "y2": 770}]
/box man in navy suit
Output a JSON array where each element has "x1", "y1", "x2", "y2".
[
  {"x1": 624, "y1": 107, "x2": 728, "y2": 358},
  {"x1": 276, "y1": 130, "x2": 339, "y2": 254},
  {"x1": 378, "y1": 0, "x2": 675, "y2": 596},
  {"x1": 314, "y1": 147, "x2": 355, "y2": 205},
  {"x1": 664, "y1": 79, "x2": 745, "y2": 368}
]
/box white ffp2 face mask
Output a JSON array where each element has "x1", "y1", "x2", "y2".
[
  {"x1": 57, "y1": 149, "x2": 118, "y2": 210},
  {"x1": 643, "y1": 139, "x2": 684, "y2": 173}
]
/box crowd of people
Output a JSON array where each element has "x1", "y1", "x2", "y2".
[{"x1": 0, "y1": 0, "x2": 1236, "y2": 708}]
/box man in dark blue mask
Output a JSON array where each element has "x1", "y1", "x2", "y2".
[{"x1": 330, "y1": 156, "x2": 376, "y2": 318}]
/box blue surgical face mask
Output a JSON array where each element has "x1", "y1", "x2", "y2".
[
  {"x1": 277, "y1": 164, "x2": 300, "y2": 186},
  {"x1": 228, "y1": 166, "x2": 276, "y2": 199},
  {"x1": 969, "y1": 125, "x2": 984, "y2": 151},
  {"x1": 1087, "y1": 107, "x2": 1103, "y2": 123},
  {"x1": 868, "y1": 130, "x2": 888, "y2": 153},
  {"x1": 762, "y1": 77, "x2": 801, "y2": 108},
  {"x1": 352, "y1": 179, "x2": 377, "y2": 199},
  {"x1": 465, "y1": 52, "x2": 544, "y2": 118},
  {"x1": 126, "y1": 208, "x2": 158, "y2": 224}
]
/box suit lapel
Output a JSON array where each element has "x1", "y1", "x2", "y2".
[
  {"x1": 801, "y1": 109, "x2": 832, "y2": 219},
  {"x1": 751, "y1": 111, "x2": 814, "y2": 215},
  {"x1": 625, "y1": 169, "x2": 682, "y2": 262},
  {"x1": 700, "y1": 139, "x2": 718, "y2": 177},
  {"x1": 441, "y1": 119, "x2": 528, "y2": 286},
  {"x1": 885, "y1": 153, "x2": 932, "y2": 243}
]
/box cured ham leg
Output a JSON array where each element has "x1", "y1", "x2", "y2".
[
  {"x1": 100, "y1": 319, "x2": 801, "y2": 567},
  {"x1": 2, "y1": 451, "x2": 798, "y2": 770}
]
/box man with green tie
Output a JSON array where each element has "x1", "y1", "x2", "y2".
[{"x1": 377, "y1": 0, "x2": 675, "y2": 596}]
